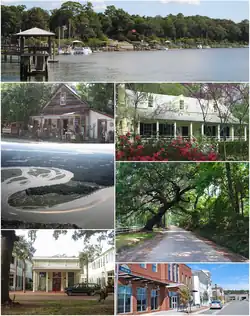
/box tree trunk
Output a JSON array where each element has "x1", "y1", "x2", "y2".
[
  {"x1": 1, "y1": 231, "x2": 19, "y2": 304},
  {"x1": 225, "y1": 162, "x2": 237, "y2": 213},
  {"x1": 143, "y1": 205, "x2": 168, "y2": 231},
  {"x1": 22, "y1": 261, "x2": 26, "y2": 293}
]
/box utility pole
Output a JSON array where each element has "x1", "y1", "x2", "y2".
[{"x1": 215, "y1": 284, "x2": 218, "y2": 300}]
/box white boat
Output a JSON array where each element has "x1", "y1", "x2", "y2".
[
  {"x1": 58, "y1": 46, "x2": 92, "y2": 55},
  {"x1": 197, "y1": 44, "x2": 203, "y2": 49}
]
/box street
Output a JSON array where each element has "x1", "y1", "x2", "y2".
[
  {"x1": 117, "y1": 226, "x2": 247, "y2": 262},
  {"x1": 201, "y1": 301, "x2": 249, "y2": 315}
]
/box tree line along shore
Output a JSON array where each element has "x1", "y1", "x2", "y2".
[{"x1": 2, "y1": 1, "x2": 249, "y2": 50}]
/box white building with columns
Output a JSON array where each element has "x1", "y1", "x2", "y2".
[
  {"x1": 81, "y1": 247, "x2": 115, "y2": 287},
  {"x1": 117, "y1": 85, "x2": 247, "y2": 142},
  {"x1": 192, "y1": 270, "x2": 213, "y2": 306},
  {"x1": 9, "y1": 255, "x2": 32, "y2": 290},
  {"x1": 32, "y1": 257, "x2": 81, "y2": 292}
]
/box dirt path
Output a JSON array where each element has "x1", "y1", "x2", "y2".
[{"x1": 117, "y1": 226, "x2": 247, "y2": 262}]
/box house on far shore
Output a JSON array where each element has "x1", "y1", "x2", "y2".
[
  {"x1": 30, "y1": 84, "x2": 114, "y2": 143},
  {"x1": 117, "y1": 84, "x2": 248, "y2": 142}
]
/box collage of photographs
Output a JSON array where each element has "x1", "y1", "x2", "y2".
[{"x1": 0, "y1": 0, "x2": 249, "y2": 316}]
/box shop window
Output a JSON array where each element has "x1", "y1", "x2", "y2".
[
  {"x1": 140, "y1": 264, "x2": 147, "y2": 269},
  {"x1": 152, "y1": 264, "x2": 157, "y2": 272},
  {"x1": 168, "y1": 264, "x2": 171, "y2": 281},
  {"x1": 118, "y1": 285, "x2": 132, "y2": 313},
  {"x1": 137, "y1": 287, "x2": 147, "y2": 312},
  {"x1": 60, "y1": 92, "x2": 67, "y2": 105},
  {"x1": 151, "y1": 289, "x2": 159, "y2": 310}
]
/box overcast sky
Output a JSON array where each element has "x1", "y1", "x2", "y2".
[{"x1": 15, "y1": 230, "x2": 112, "y2": 257}]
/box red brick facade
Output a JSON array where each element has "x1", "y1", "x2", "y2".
[{"x1": 118, "y1": 263, "x2": 192, "y2": 315}]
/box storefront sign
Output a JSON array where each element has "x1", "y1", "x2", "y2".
[{"x1": 119, "y1": 264, "x2": 131, "y2": 274}]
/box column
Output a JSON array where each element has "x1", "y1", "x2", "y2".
[
  {"x1": 66, "y1": 272, "x2": 68, "y2": 288},
  {"x1": 61, "y1": 272, "x2": 64, "y2": 291},
  {"x1": 231, "y1": 125, "x2": 234, "y2": 141},
  {"x1": 33, "y1": 271, "x2": 36, "y2": 292},
  {"x1": 174, "y1": 122, "x2": 177, "y2": 138},
  {"x1": 190, "y1": 122, "x2": 193, "y2": 139},
  {"x1": 201, "y1": 123, "x2": 204, "y2": 137},
  {"x1": 217, "y1": 124, "x2": 221, "y2": 141},
  {"x1": 156, "y1": 121, "x2": 159, "y2": 139},
  {"x1": 244, "y1": 125, "x2": 247, "y2": 141},
  {"x1": 46, "y1": 271, "x2": 49, "y2": 292},
  {"x1": 137, "y1": 121, "x2": 140, "y2": 135}
]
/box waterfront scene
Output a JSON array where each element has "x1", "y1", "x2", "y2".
[
  {"x1": 2, "y1": 48, "x2": 249, "y2": 82},
  {"x1": 1, "y1": 1, "x2": 249, "y2": 81}
]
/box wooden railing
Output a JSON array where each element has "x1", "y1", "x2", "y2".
[{"x1": 116, "y1": 226, "x2": 143, "y2": 234}]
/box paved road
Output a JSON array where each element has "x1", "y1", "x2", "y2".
[
  {"x1": 201, "y1": 301, "x2": 249, "y2": 315},
  {"x1": 2, "y1": 167, "x2": 114, "y2": 229},
  {"x1": 117, "y1": 226, "x2": 247, "y2": 262}
]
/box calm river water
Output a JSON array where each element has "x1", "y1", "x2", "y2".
[{"x1": 1, "y1": 47, "x2": 248, "y2": 82}]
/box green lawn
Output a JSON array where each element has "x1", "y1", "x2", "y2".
[
  {"x1": 2, "y1": 300, "x2": 114, "y2": 315},
  {"x1": 116, "y1": 232, "x2": 156, "y2": 251}
]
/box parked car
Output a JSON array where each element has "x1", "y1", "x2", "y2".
[
  {"x1": 65, "y1": 283, "x2": 101, "y2": 296},
  {"x1": 210, "y1": 300, "x2": 223, "y2": 309}
]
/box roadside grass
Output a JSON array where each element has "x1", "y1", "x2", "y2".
[
  {"x1": 2, "y1": 300, "x2": 114, "y2": 315},
  {"x1": 116, "y1": 232, "x2": 156, "y2": 252}
]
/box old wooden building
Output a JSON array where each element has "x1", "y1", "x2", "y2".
[{"x1": 31, "y1": 84, "x2": 114, "y2": 142}]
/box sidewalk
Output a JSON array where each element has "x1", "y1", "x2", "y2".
[{"x1": 144, "y1": 306, "x2": 210, "y2": 315}]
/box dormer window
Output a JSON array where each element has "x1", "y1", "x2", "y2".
[
  {"x1": 180, "y1": 99, "x2": 184, "y2": 110},
  {"x1": 148, "y1": 95, "x2": 153, "y2": 107},
  {"x1": 60, "y1": 92, "x2": 66, "y2": 105}
]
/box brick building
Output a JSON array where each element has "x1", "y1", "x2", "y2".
[{"x1": 117, "y1": 263, "x2": 192, "y2": 314}]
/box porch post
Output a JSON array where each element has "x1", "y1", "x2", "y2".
[
  {"x1": 244, "y1": 125, "x2": 247, "y2": 141},
  {"x1": 137, "y1": 121, "x2": 140, "y2": 135},
  {"x1": 190, "y1": 122, "x2": 193, "y2": 139},
  {"x1": 231, "y1": 125, "x2": 234, "y2": 141},
  {"x1": 201, "y1": 123, "x2": 204, "y2": 137},
  {"x1": 156, "y1": 121, "x2": 159, "y2": 139},
  {"x1": 217, "y1": 124, "x2": 221, "y2": 141},
  {"x1": 61, "y1": 272, "x2": 64, "y2": 291},
  {"x1": 66, "y1": 272, "x2": 68, "y2": 287},
  {"x1": 174, "y1": 122, "x2": 177, "y2": 138},
  {"x1": 33, "y1": 270, "x2": 36, "y2": 292},
  {"x1": 46, "y1": 271, "x2": 49, "y2": 292}
]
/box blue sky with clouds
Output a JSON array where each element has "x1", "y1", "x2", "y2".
[
  {"x1": 188, "y1": 264, "x2": 249, "y2": 290},
  {"x1": 2, "y1": 1, "x2": 249, "y2": 22}
]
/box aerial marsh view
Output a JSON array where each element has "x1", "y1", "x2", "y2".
[{"x1": 1, "y1": 0, "x2": 249, "y2": 81}]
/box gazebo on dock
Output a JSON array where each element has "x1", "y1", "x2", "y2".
[{"x1": 15, "y1": 27, "x2": 55, "y2": 80}]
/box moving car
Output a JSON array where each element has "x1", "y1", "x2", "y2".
[
  {"x1": 65, "y1": 283, "x2": 101, "y2": 296},
  {"x1": 210, "y1": 300, "x2": 223, "y2": 309}
]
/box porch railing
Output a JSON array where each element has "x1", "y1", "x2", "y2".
[{"x1": 138, "y1": 135, "x2": 246, "y2": 142}]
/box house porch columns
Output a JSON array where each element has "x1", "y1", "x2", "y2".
[
  {"x1": 217, "y1": 124, "x2": 221, "y2": 141},
  {"x1": 33, "y1": 271, "x2": 37, "y2": 292},
  {"x1": 156, "y1": 121, "x2": 159, "y2": 139},
  {"x1": 190, "y1": 122, "x2": 193, "y2": 139},
  {"x1": 66, "y1": 272, "x2": 68, "y2": 287},
  {"x1": 231, "y1": 126, "x2": 234, "y2": 141},
  {"x1": 61, "y1": 272, "x2": 64, "y2": 291},
  {"x1": 244, "y1": 125, "x2": 247, "y2": 141},
  {"x1": 137, "y1": 121, "x2": 140, "y2": 135},
  {"x1": 46, "y1": 271, "x2": 49, "y2": 292},
  {"x1": 201, "y1": 123, "x2": 204, "y2": 137},
  {"x1": 174, "y1": 122, "x2": 177, "y2": 138}
]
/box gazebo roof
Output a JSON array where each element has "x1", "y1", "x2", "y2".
[{"x1": 16, "y1": 27, "x2": 55, "y2": 37}]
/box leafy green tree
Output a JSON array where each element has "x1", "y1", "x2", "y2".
[{"x1": 12, "y1": 236, "x2": 36, "y2": 292}]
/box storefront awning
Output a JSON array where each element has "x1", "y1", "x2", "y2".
[
  {"x1": 166, "y1": 283, "x2": 186, "y2": 288},
  {"x1": 119, "y1": 272, "x2": 170, "y2": 286}
]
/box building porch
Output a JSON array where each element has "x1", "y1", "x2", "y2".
[
  {"x1": 32, "y1": 270, "x2": 81, "y2": 292},
  {"x1": 134, "y1": 120, "x2": 247, "y2": 142}
]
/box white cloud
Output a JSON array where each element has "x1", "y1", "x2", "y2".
[
  {"x1": 222, "y1": 283, "x2": 249, "y2": 291},
  {"x1": 160, "y1": 0, "x2": 200, "y2": 4},
  {"x1": 92, "y1": 0, "x2": 107, "y2": 11}
]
